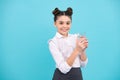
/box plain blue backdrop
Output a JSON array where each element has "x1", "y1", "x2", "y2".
[{"x1": 0, "y1": 0, "x2": 120, "y2": 80}]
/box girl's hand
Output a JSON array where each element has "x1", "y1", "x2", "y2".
[
  {"x1": 80, "y1": 36, "x2": 88, "y2": 49},
  {"x1": 76, "y1": 36, "x2": 88, "y2": 53}
]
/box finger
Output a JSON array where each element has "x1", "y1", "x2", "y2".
[
  {"x1": 80, "y1": 37, "x2": 87, "y2": 42},
  {"x1": 79, "y1": 39, "x2": 88, "y2": 44},
  {"x1": 80, "y1": 36, "x2": 87, "y2": 39},
  {"x1": 80, "y1": 44, "x2": 86, "y2": 50},
  {"x1": 84, "y1": 43, "x2": 88, "y2": 47},
  {"x1": 82, "y1": 45, "x2": 85, "y2": 49},
  {"x1": 83, "y1": 38, "x2": 88, "y2": 43},
  {"x1": 83, "y1": 40, "x2": 88, "y2": 44},
  {"x1": 78, "y1": 42, "x2": 86, "y2": 50},
  {"x1": 83, "y1": 42, "x2": 88, "y2": 48},
  {"x1": 79, "y1": 40, "x2": 85, "y2": 44}
]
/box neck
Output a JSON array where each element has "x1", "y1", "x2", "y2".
[{"x1": 61, "y1": 33, "x2": 68, "y2": 38}]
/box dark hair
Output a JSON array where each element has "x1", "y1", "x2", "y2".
[{"x1": 52, "y1": 7, "x2": 73, "y2": 22}]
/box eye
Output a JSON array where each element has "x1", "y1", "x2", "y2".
[
  {"x1": 59, "y1": 21, "x2": 63, "y2": 25},
  {"x1": 66, "y1": 22, "x2": 70, "y2": 25}
]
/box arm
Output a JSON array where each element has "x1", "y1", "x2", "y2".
[
  {"x1": 49, "y1": 40, "x2": 79, "y2": 74},
  {"x1": 79, "y1": 51, "x2": 88, "y2": 67},
  {"x1": 77, "y1": 36, "x2": 88, "y2": 67},
  {"x1": 66, "y1": 48, "x2": 80, "y2": 66},
  {"x1": 80, "y1": 51, "x2": 87, "y2": 61}
]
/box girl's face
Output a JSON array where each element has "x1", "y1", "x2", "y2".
[{"x1": 54, "y1": 15, "x2": 71, "y2": 37}]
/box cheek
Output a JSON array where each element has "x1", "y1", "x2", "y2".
[
  {"x1": 56, "y1": 24, "x2": 62, "y2": 29},
  {"x1": 69, "y1": 26, "x2": 71, "y2": 28},
  {"x1": 67, "y1": 25, "x2": 71, "y2": 28},
  {"x1": 68, "y1": 24, "x2": 71, "y2": 28}
]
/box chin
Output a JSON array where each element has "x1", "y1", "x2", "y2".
[
  {"x1": 62, "y1": 31, "x2": 67, "y2": 33},
  {"x1": 62, "y1": 32, "x2": 68, "y2": 36}
]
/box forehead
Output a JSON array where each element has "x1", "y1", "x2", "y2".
[{"x1": 56, "y1": 15, "x2": 71, "y2": 22}]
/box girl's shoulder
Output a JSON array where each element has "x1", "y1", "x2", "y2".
[{"x1": 48, "y1": 36, "x2": 57, "y2": 44}]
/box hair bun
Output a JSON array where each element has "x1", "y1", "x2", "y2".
[
  {"x1": 52, "y1": 8, "x2": 60, "y2": 16},
  {"x1": 65, "y1": 7, "x2": 73, "y2": 16}
]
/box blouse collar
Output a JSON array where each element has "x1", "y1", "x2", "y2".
[{"x1": 55, "y1": 32, "x2": 71, "y2": 38}]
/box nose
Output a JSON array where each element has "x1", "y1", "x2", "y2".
[{"x1": 63, "y1": 23, "x2": 67, "y2": 28}]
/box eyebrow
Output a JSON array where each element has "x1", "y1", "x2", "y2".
[{"x1": 59, "y1": 21, "x2": 71, "y2": 22}]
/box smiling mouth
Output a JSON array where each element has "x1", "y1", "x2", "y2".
[
  {"x1": 62, "y1": 30, "x2": 67, "y2": 32},
  {"x1": 61, "y1": 28, "x2": 69, "y2": 32}
]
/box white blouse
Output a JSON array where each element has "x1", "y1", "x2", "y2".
[{"x1": 48, "y1": 32, "x2": 88, "y2": 74}]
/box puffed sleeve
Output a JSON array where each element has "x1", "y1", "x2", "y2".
[{"x1": 48, "y1": 40, "x2": 72, "y2": 74}]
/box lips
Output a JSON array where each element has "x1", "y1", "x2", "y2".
[{"x1": 61, "y1": 28, "x2": 69, "y2": 32}]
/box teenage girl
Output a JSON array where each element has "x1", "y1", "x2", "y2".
[{"x1": 48, "y1": 7, "x2": 88, "y2": 80}]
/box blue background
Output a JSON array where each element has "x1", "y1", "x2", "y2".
[{"x1": 0, "y1": 0, "x2": 120, "y2": 80}]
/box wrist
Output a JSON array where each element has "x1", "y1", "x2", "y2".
[
  {"x1": 81, "y1": 51, "x2": 86, "y2": 54},
  {"x1": 80, "y1": 53, "x2": 87, "y2": 61},
  {"x1": 74, "y1": 48, "x2": 80, "y2": 54}
]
